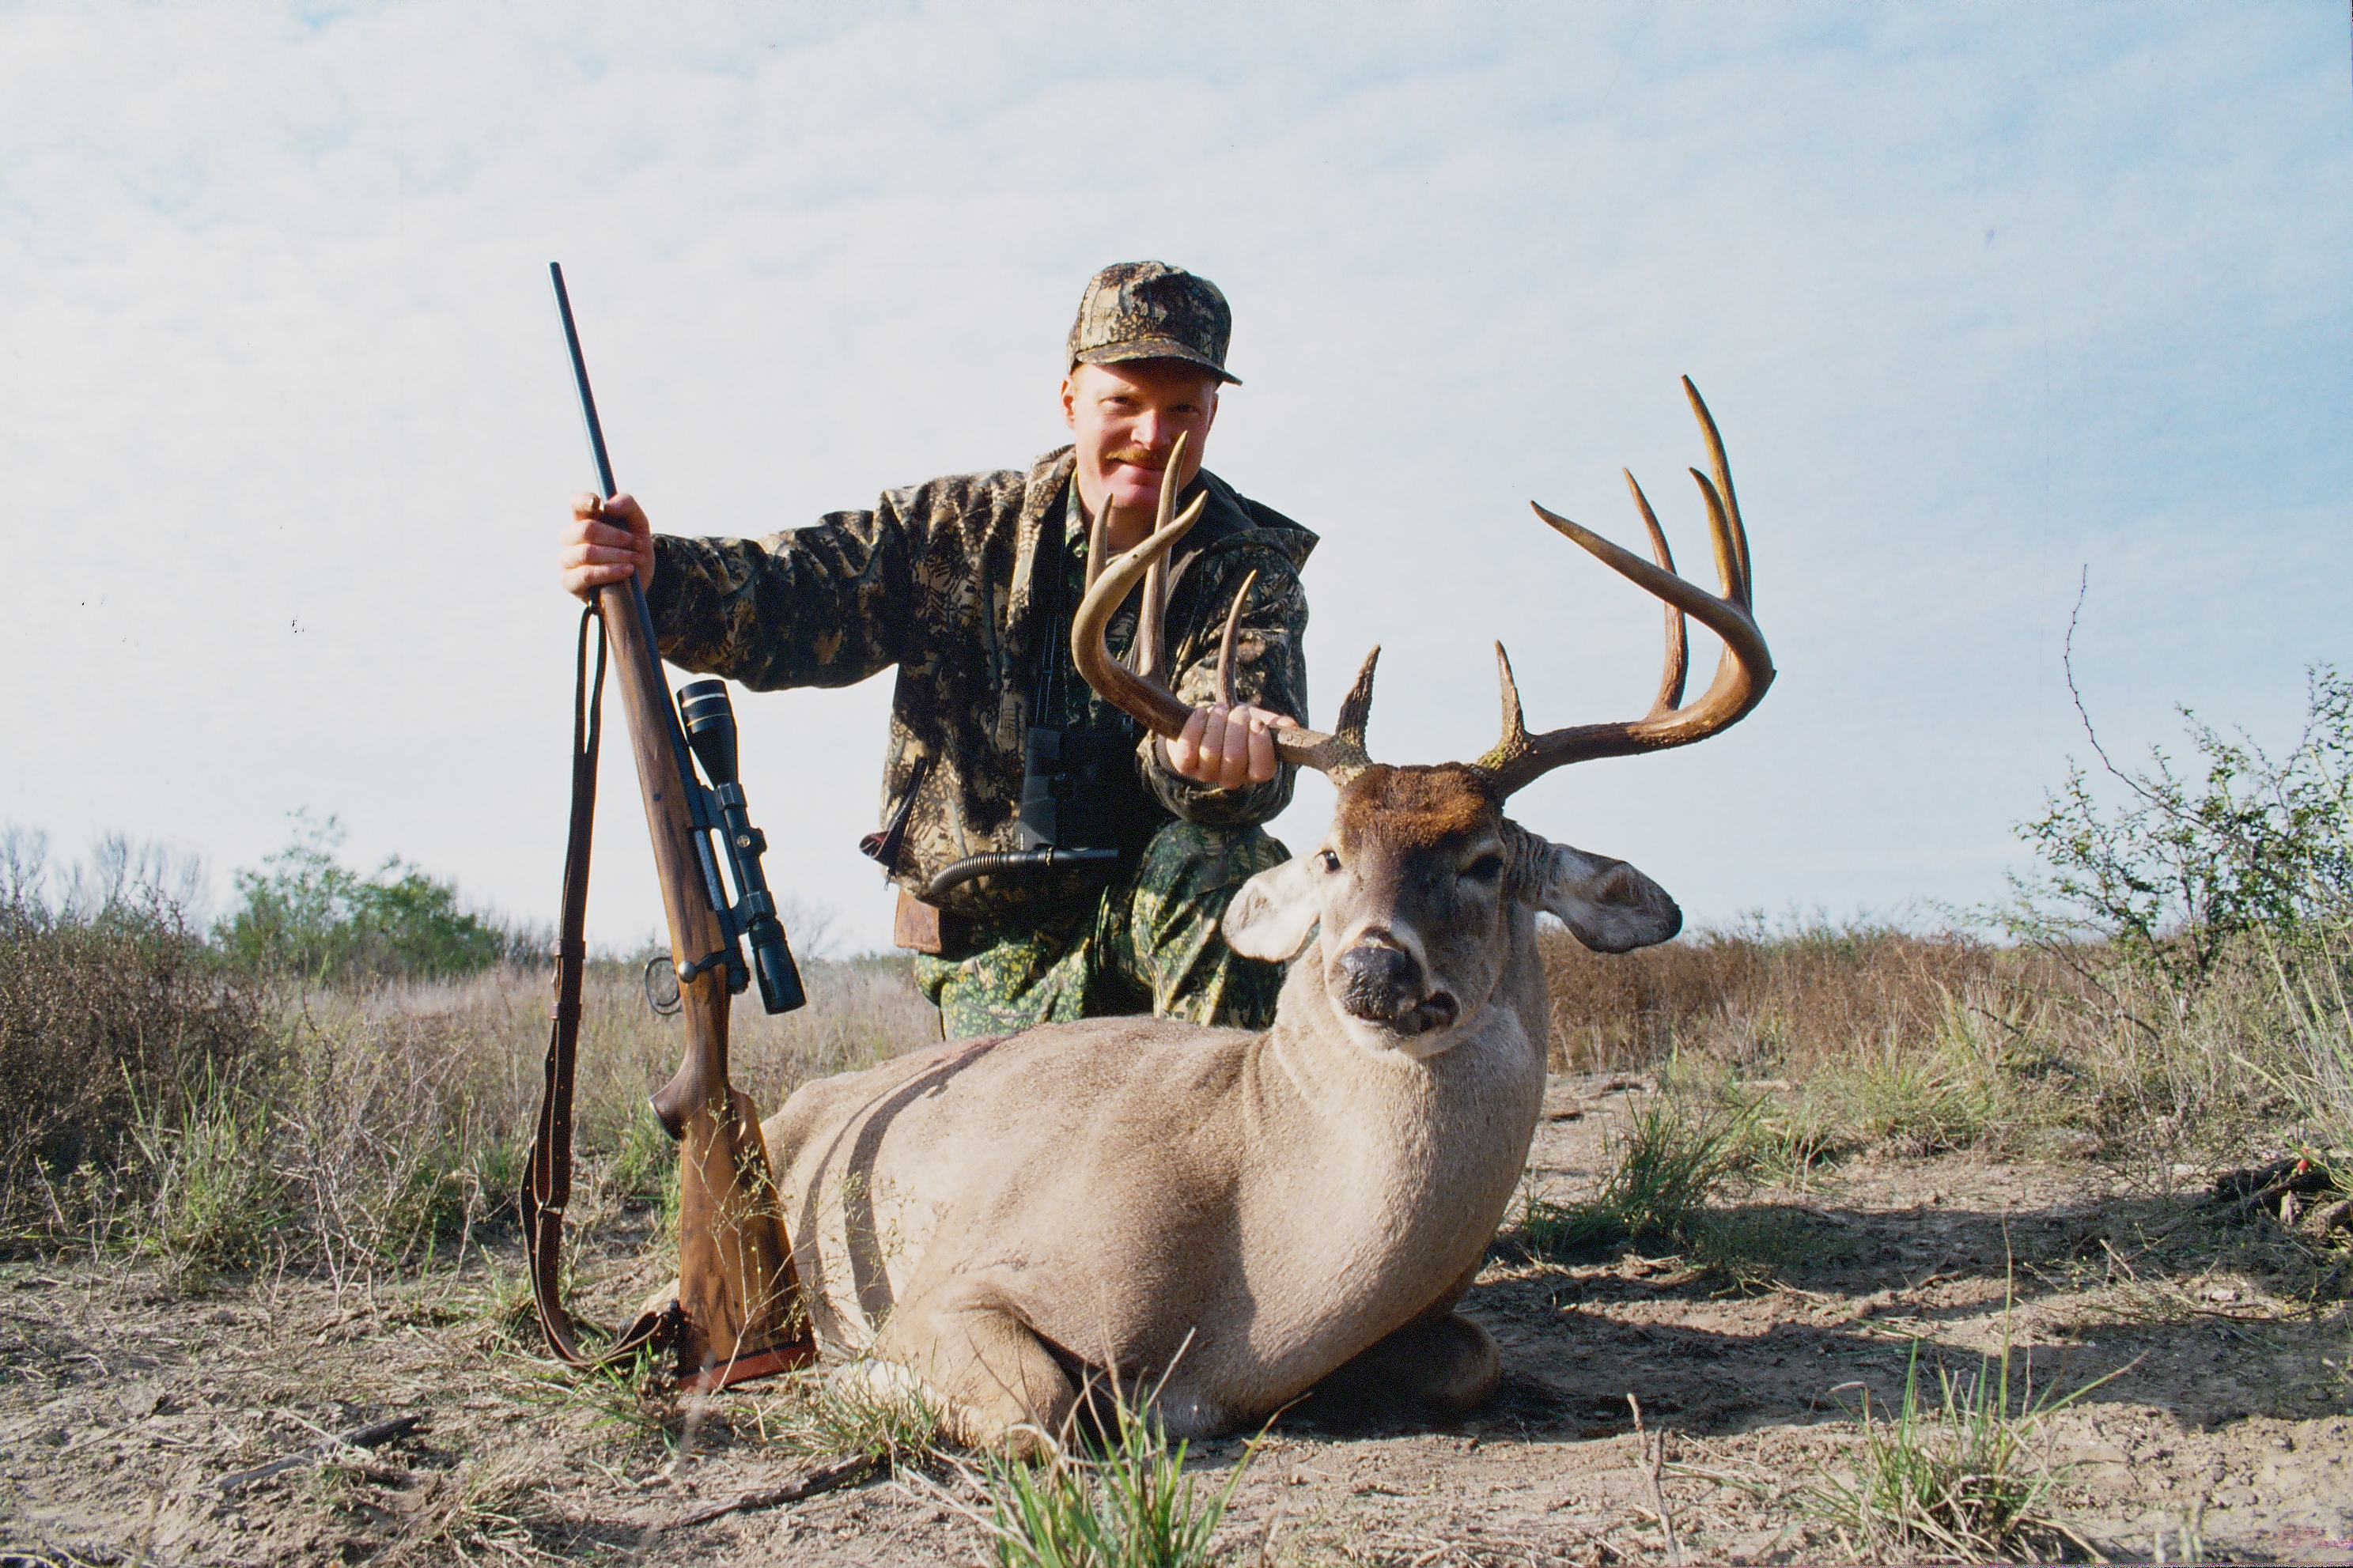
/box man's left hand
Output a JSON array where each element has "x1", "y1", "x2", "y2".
[{"x1": 1162, "y1": 703, "x2": 1294, "y2": 790}]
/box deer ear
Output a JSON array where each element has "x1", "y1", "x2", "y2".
[
  {"x1": 1219, "y1": 856, "x2": 1322, "y2": 962},
  {"x1": 1535, "y1": 841, "x2": 1682, "y2": 954}
]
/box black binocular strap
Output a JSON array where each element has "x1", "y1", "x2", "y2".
[{"x1": 522, "y1": 603, "x2": 671, "y2": 1369}]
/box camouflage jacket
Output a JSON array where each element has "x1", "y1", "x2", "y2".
[{"x1": 645, "y1": 448, "x2": 1315, "y2": 921}]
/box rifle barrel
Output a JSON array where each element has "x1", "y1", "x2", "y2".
[{"x1": 550, "y1": 263, "x2": 619, "y2": 501}]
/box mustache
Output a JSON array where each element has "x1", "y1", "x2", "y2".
[{"x1": 1104, "y1": 447, "x2": 1168, "y2": 467}]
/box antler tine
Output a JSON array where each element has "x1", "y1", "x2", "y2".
[
  {"x1": 1071, "y1": 490, "x2": 1209, "y2": 738},
  {"x1": 1272, "y1": 647, "x2": 1377, "y2": 784},
  {"x1": 1492, "y1": 643, "x2": 1531, "y2": 757},
  {"x1": 1213, "y1": 569, "x2": 1258, "y2": 708},
  {"x1": 1477, "y1": 380, "x2": 1773, "y2": 798},
  {"x1": 1684, "y1": 376, "x2": 1750, "y2": 608},
  {"x1": 1136, "y1": 557, "x2": 1169, "y2": 682},
  {"x1": 1330, "y1": 645, "x2": 1379, "y2": 750},
  {"x1": 1084, "y1": 493, "x2": 1110, "y2": 592},
  {"x1": 1133, "y1": 433, "x2": 1186, "y2": 683},
  {"x1": 1689, "y1": 468, "x2": 1745, "y2": 614},
  {"x1": 1624, "y1": 470, "x2": 1688, "y2": 716},
  {"x1": 1071, "y1": 494, "x2": 1375, "y2": 784}
]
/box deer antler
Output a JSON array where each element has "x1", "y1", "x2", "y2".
[
  {"x1": 1474, "y1": 377, "x2": 1772, "y2": 797},
  {"x1": 1074, "y1": 380, "x2": 1765, "y2": 795},
  {"x1": 1070, "y1": 433, "x2": 1378, "y2": 784}
]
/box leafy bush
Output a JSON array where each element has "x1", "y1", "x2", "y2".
[
  {"x1": 2007, "y1": 664, "x2": 2351, "y2": 992},
  {"x1": 2006, "y1": 663, "x2": 2353, "y2": 1162},
  {"x1": 214, "y1": 810, "x2": 541, "y2": 984}
]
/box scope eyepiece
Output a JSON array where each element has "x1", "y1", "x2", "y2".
[
  {"x1": 676, "y1": 678, "x2": 741, "y2": 786},
  {"x1": 747, "y1": 917, "x2": 806, "y2": 1014}
]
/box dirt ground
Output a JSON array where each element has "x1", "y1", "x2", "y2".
[{"x1": 4, "y1": 1074, "x2": 2349, "y2": 1566}]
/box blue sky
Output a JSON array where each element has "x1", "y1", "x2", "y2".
[{"x1": 2, "y1": 3, "x2": 2346, "y2": 954}]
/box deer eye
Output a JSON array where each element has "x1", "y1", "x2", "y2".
[
  {"x1": 1463, "y1": 855, "x2": 1504, "y2": 883},
  {"x1": 1318, "y1": 849, "x2": 1342, "y2": 874}
]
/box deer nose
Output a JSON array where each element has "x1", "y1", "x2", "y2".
[{"x1": 1337, "y1": 941, "x2": 1423, "y2": 1024}]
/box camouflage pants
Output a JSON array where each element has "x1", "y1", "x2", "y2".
[{"x1": 914, "y1": 820, "x2": 1291, "y2": 1037}]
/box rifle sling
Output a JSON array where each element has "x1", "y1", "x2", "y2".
[{"x1": 522, "y1": 603, "x2": 674, "y2": 1368}]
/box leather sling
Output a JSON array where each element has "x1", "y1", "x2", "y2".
[{"x1": 521, "y1": 604, "x2": 673, "y2": 1366}]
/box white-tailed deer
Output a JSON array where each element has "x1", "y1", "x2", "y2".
[{"x1": 739, "y1": 380, "x2": 1771, "y2": 1451}]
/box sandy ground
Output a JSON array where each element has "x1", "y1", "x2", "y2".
[{"x1": 3, "y1": 1075, "x2": 2349, "y2": 1566}]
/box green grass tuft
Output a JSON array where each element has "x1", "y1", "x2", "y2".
[
  {"x1": 1511, "y1": 1096, "x2": 1750, "y2": 1260},
  {"x1": 1806, "y1": 1298, "x2": 2130, "y2": 1562},
  {"x1": 609, "y1": 1106, "x2": 679, "y2": 1203},
  {"x1": 976, "y1": 1375, "x2": 1257, "y2": 1568},
  {"x1": 126, "y1": 1061, "x2": 288, "y2": 1286},
  {"x1": 767, "y1": 1362, "x2": 947, "y2": 1470},
  {"x1": 1689, "y1": 1204, "x2": 1862, "y2": 1288}
]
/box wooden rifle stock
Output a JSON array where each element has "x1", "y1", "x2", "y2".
[{"x1": 549, "y1": 263, "x2": 812, "y2": 1390}]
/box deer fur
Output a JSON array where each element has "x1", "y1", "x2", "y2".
[{"x1": 755, "y1": 762, "x2": 1682, "y2": 1450}]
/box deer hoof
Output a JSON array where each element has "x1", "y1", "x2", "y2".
[{"x1": 1313, "y1": 1312, "x2": 1500, "y2": 1416}]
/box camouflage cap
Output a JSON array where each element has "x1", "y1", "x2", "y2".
[{"x1": 1067, "y1": 261, "x2": 1241, "y2": 385}]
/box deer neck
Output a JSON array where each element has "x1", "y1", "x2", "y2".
[{"x1": 1253, "y1": 903, "x2": 1548, "y2": 1222}]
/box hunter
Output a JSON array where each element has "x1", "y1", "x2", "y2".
[{"x1": 557, "y1": 262, "x2": 1313, "y2": 1037}]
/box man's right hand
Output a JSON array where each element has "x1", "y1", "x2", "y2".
[{"x1": 558, "y1": 493, "x2": 655, "y2": 602}]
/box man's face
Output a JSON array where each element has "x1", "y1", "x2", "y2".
[{"x1": 1061, "y1": 358, "x2": 1220, "y2": 521}]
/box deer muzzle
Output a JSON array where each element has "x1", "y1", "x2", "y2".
[{"x1": 1335, "y1": 938, "x2": 1458, "y2": 1037}]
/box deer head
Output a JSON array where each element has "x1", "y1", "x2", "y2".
[{"x1": 1074, "y1": 378, "x2": 1772, "y2": 1059}]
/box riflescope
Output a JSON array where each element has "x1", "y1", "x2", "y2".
[{"x1": 673, "y1": 678, "x2": 805, "y2": 1015}]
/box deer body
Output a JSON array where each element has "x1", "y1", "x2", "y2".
[
  {"x1": 762, "y1": 907, "x2": 1553, "y2": 1438},
  {"x1": 762, "y1": 764, "x2": 1684, "y2": 1447},
  {"x1": 764, "y1": 970, "x2": 1538, "y2": 1439}
]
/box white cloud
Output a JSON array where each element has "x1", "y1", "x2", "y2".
[{"x1": 0, "y1": 2, "x2": 2344, "y2": 956}]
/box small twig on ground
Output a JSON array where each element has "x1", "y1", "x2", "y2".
[
  {"x1": 1628, "y1": 1392, "x2": 1682, "y2": 1566},
  {"x1": 668, "y1": 1453, "x2": 875, "y2": 1530},
  {"x1": 216, "y1": 1414, "x2": 421, "y2": 1494}
]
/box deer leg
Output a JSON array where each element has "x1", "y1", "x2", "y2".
[
  {"x1": 874, "y1": 1280, "x2": 1076, "y2": 1458},
  {"x1": 1310, "y1": 1260, "x2": 1500, "y2": 1415}
]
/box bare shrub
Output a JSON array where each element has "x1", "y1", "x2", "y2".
[
  {"x1": 274, "y1": 978, "x2": 541, "y2": 1289},
  {"x1": 0, "y1": 833, "x2": 272, "y2": 1249}
]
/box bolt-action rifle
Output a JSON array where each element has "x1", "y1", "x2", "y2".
[{"x1": 523, "y1": 263, "x2": 814, "y2": 1391}]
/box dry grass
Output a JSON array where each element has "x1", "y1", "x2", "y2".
[
  {"x1": 1538, "y1": 920, "x2": 2014, "y2": 1075},
  {"x1": 5, "y1": 890, "x2": 2339, "y2": 1312},
  {"x1": 5, "y1": 946, "x2": 939, "y2": 1287},
  {"x1": 1538, "y1": 918, "x2": 2332, "y2": 1177}
]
